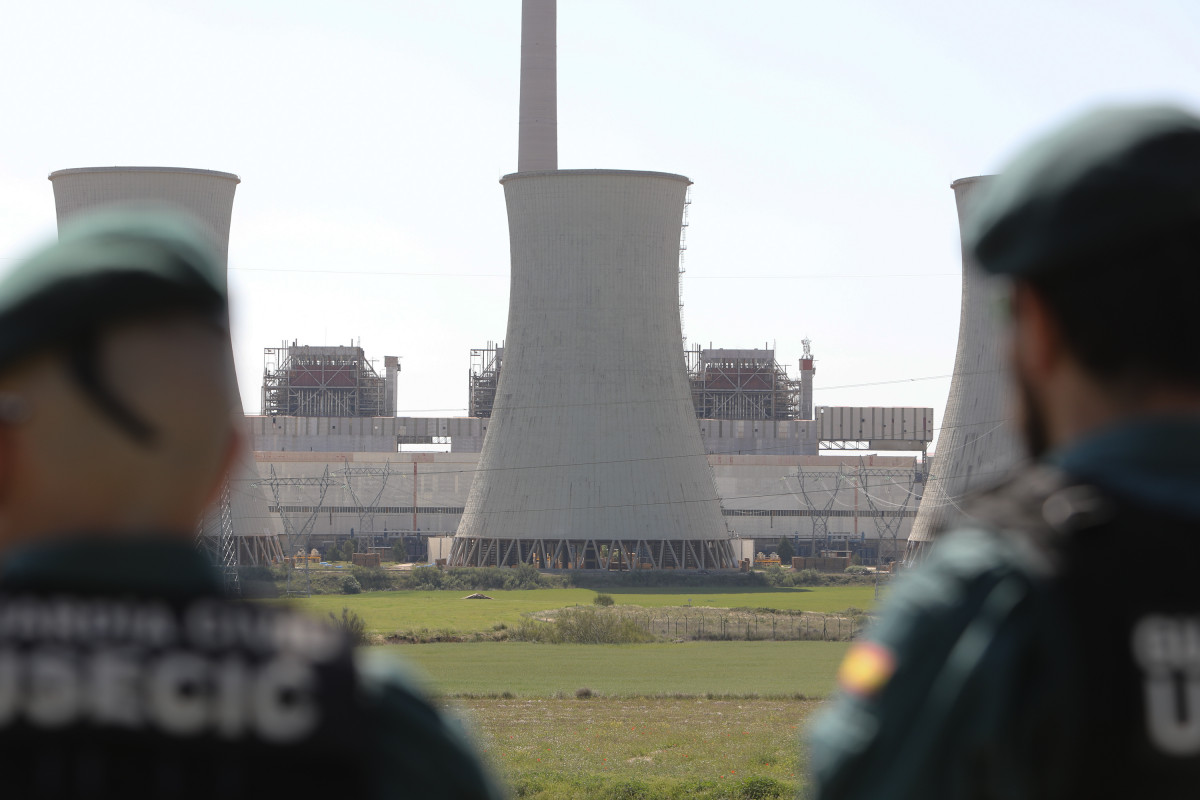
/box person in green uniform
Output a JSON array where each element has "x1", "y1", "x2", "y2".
[
  {"x1": 0, "y1": 208, "x2": 502, "y2": 800},
  {"x1": 809, "y1": 104, "x2": 1200, "y2": 799}
]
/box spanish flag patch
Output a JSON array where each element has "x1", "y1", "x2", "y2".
[{"x1": 837, "y1": 641, "x2": 896, "y2": 697}]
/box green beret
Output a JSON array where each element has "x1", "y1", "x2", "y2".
[
  {"x1": 965, "y1": 104, "x2": 1200, "y2": 277},
  {"x1": 0, "y1": 207, "x2": 226, "y2": 375}
]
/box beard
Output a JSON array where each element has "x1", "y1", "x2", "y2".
[{"x1": 1014, "y1": 361, "x2": 1049, "y2": 460}]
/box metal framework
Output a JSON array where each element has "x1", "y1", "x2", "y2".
[
  {"x1": 262, "y1": 342, "x2": 388, "y2": 417},
  {"x1": 468, "y1": 342, "x2": 503, "y2": 418},
  {"x1": 193, "y1": 481, "x2": 242, "y2": 596},
  {"x1": 856, "y1": 459, "x2": 920, "y2": 548},
  {"x1": 193, "y1": 480, "x2": 285, "y2": 591},
  {"x1": 214, "y1": 481, "x2": 241, "y2": 596},
  {"x1": 449, "y1": 536, "x2": 737, "y2": 570},
  {"x1": 785, "y1": 463, "x2": 923, "y2": 561},
  {"x1": 254, "y1": 465, "x2": 335, "y2": 597},
  {"x1": 341, "y1": 461, "x2": 392, "y2": 542},
  {"x1": 686, "y1": 348, "x2": 801, "y2": 420},
  {"x1": 791, "y1": 469, "x2": 848, "y2": 540}
]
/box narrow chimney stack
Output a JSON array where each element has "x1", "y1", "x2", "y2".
[{"x1": 517, "y1": 0, "x2": 557, "y2": 172}]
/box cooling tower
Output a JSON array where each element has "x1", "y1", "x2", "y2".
[
  {"x1": 48, "y1": 167, "x2": 284, "y2": 565},
  {"x1": 903, "y1": 176, "x2": 1023, "y2": 563},
  {"x1": 450, "y1": 169, "x2": 735, "y2": 569}
]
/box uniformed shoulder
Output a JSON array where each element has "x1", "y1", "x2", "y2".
[
  {"x1": 869, "y1": 524, "x2": 1036, "y2": 652},
  {"x1": 809, "y1": 523, "x2": 1074, "y2": 799},
  {"x1": 353, "y1": 649, "x2": 503, "y2": 800}
]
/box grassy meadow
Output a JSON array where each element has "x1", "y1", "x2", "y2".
[
  {"x1": 460, "y1": 696, "x2": 818, "y2": 800},
  {"x1": 268, "y1": 576, "x2": 873, "y2": 798},
  {"x1": 371, "y1": 640, "x2": 849, "y2": 698},
  {"x1": 281, "y1": 584, "x2": 877, "y2": 635}
]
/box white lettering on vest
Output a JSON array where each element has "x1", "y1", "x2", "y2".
[{"x1": 1133, "y1": 615, "x2": 1200, "y2": 756}]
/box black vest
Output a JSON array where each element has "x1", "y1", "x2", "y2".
[
  {"x1": 0, "y1": 592, "x2": 368, "y2": 799},
  {"x1": 966, "y1": 466, "x2": 1200, "y2": 797}
]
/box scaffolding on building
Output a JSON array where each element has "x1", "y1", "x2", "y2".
[
  {"x1": 686, "y1": 347, "x2": 802, "y2": 420},
  {"x1": 468, "y1": 341, "x2": 503, "y2": 418},
  {"x1": 262, "y1": 341, "x2": 392, "y2": 417}
]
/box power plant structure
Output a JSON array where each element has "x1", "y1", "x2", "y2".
[
  {"x1": 451, "y1": 168, "x2": 735, "y2": 569},
  {"x1": 31, "y1": 11, "x2": 953, "y2": 573},
  {"x1": 262, "y1": 341, "x2": 398, "y2": 418},
  {"x1": 443, "y1": 0, "x2": 739, "y2": 569},
  {"x1": 686, "y1": 346, "x2": 809, "y2": 422},
  {"x1": 904, "y1": 176, "x2": 1023, "y2": 563},
  {"x1": 238, "y1": 0, "x2": 936, "y2": 569},
  {"x1": 48, "y1": 167, "x2": 285, "y2": 574}
]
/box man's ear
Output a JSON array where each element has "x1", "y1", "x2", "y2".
[
  {"x1": 1010, "y1": 280, "x2": 1065, "y2": 382},
  {"x1": 0, "y1": 423, "x2": 14, "y2": 509},
  {"x1": 201, "y1": 428, "x2": 244, "y2": 511}
]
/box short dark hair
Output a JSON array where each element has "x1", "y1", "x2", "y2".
[{"x1": 1025, "y1": 224, "x2": 1200, "y2": 391}]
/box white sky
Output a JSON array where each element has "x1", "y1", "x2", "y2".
[{"x1": 2, "y1": 1, "x2": 1198, "y2": 448}]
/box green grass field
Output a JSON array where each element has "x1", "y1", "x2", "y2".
[
  {"x1": 280, "y1": 585, "x2": 876, "y2": 635},
  {"x1": 370, "y1": 640, "x2": 849, "y2": 698},
  {"x1": 459, "y1": 696, "x2": 819, "y2": 799},
  {"x1": 278, "y1": 583, "x2": 861, "y2": 799}
]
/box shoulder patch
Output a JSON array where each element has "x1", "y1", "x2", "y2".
[{"x1": 837, "y1": 641, "x2": 896, "y2": 698}]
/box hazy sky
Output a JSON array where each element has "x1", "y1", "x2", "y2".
[{"x1": 2, "y1": 1, "x2": 1198, "y2": 449}]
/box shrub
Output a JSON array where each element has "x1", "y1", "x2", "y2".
[
  {"x1": 776, "y1": 537, "x2": 795, "y2": 564},
  {"x1": 793, "y1": 568, "x2": 825, "y2": 586},
  {"x1": 511, "y1": 608, "x2": 653, "y2": 644},
  {"x1": 845, "y1": 564, "x2": 870, "y2": 575},
  {"x1": 737, "y1": 776, "x2": 789, "y2": 799},
  {"x1": 341, "y1": 574, "x2": 362, "y2": 594},
  {"x1": 351, "y1": 566, "x2": 394, "y2": 591},
  {"x1": 575, "y1": 687, "x2": 594, "y2": 699},
  {"x1": 329, "y1": 607, "x2": 369, "y2": 647},
  {"x1": 760, "y1": 565, "x2": 792, "y2": 587},
  {"x1": 593, "y1": 593, "x2": 615, "y2": 607},
  {"x1": 391, "y1": 538, "x2": 408, "y2": 563},
  {"x1": 503, "y1": 563, "x2": 547, "y2": 590},
  {"x1": 408, "y1": 566, "x2": 445, "y2": 590},
  {"x1": 607, "y1": 780, "x2": 651, "y2": 800}
]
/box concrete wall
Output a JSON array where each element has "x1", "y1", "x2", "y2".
[
  {"x1": 905, "y1": 176, "x2": 1024, "y2": 561},
  {"x1": 244, "y1": 416, "x2": 488, "y2": 453},
  {"x1": 255, "y1": 451, "x2": 919, "y2": 562},
  {"x1": 246, "y1": 415, "x2": 818, "y2": 456},
  {"x1": 698, "y1": 419, "x2": 819, "y2": 455}
]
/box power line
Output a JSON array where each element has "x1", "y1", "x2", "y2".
[{"x1": 227, "y1": 266, "x2": 956, "y2": 280}]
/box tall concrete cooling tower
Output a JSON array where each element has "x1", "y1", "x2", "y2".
[
  {"x1": 450, "y1": 169, "x2": 734, "y2": 569},
  {"x1": 903, "y1": 176, "x2": 1023, "y2": 563},
  {"x1": 48, "y1": 167, "x2": 284, "y2": 566},
  {"x1": 451, "y1": 0, "x2": 732, "y2": 570}
]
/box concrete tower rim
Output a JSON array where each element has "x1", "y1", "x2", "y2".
[
  {"x1": 950, "y1": 174, "x2": 993, "y2": 190},
  {"x1": 500, "y1": 168, "x2": 692, "y2": 186},
  {"x1": 49, "y1": 166, "x2": 241, "y2": 184}
]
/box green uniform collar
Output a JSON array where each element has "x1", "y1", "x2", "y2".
[
  {"x1": 1047, "y1": 415, "x2": 1200, "y2": 518},
  {"x1": 0, "y1": 536, "x2": 223, "y2": 600}
]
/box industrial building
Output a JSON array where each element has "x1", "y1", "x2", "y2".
[
  {"x1": 687, "y1": 345, "x2": 811, "y2": 421},
  {"x1": 245, "y1": 404, "x2": 931, "y2": 565},
  {"x1": 471, "y1": 341, "x2": 815, "y2": 426},
  {"x1": 904, "y1": 177, "x2": 1023, "y2": 562},
  {"x1": 38, "y1": 8, "x2": 951, "y2": 575},
  {"x1": 245, "y1": 449, "x2": 924, "y2": 565},
  {"x1": 262, "y1": 341, "x2": 399, "y2": 418}
]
